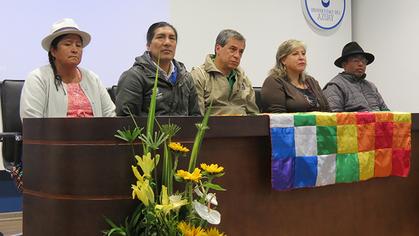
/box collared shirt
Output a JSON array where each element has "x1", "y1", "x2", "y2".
[
  {"x1": 226, "y1": 70, "x2": 237, "y2": 95},
  {"x1": 151, "y1": 55, "x2": 175, "y2": 78},
  {"x1": 190, "y1": 54, "x2": 259, "y2": 115},
  {"x1": 151, "y1": 57, "x2": 177, "y2": 85},
  {"x1": 211, "y1": 56, "x2": 236, "y2": 93}
]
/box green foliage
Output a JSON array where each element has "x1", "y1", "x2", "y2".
[{"x1": 104, "y1": 54, "x2": 224, "y2": 235}]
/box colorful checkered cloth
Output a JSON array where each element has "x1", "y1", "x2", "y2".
[{"x1": 269, "y1": 112, "x2": 411, "y2": 191}]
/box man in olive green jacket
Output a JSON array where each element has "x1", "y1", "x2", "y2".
[{"x1": 191, "y1": 29, "x2": 259, "y2": 116}]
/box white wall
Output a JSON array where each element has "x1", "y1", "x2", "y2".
[
  {"x1": 353, "y1": 0, "x2": 419, "y2": 112},
  {"x1": 0, "y1": 0, "x2": 169, "y2": 86},
  {"x1": 0, "y1": 0, "x2": 170, "y2": 170},
  {"x1": 171, "y1": 0, "x2": 351, "y2": 87},
  {"x1": 1, "y1": 1, "x2": 352, "y2": 170}
]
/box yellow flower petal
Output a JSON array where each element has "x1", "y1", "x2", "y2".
[
  {"x1": 160, "y1": 185, "x2": 169, "y2": 205},
  {"x1": 177, "y1": 221, "x2": 206, "y2": 236},
  {"x1": 176, "y1": 168, "x2": 202, "y2": 182},
  {"x1": 206, "y1": 227, "x2": 225, "y2": 236},
  {"x1": 169, "y1": 142, "x2": 190, "y2": 153},
  {"x1": 142, "y1": 180, "x2": 154, "y2": 205},
  {"x1": 176, "y1": 169, "x2": 190, "y2": 179},
  {"x1": 170, "y1": 195, "x2": 188, "y2": 210},
  {"x1": 131, "y1": 179, "x2": 154, "y2": 206},
  {"x1": 189, "y1": 168, "x2": 202, "y2": 182},
  {"x1": 131, "y1": 184, "x2": 139, "y2": 200},
  {"x1": 135, "y1": 152, "x2": 159, "y2": 177},
  {"x1": 177, "y1": 221, "x2": 189, "y2": 234},
  {"x1": 201, "y1": 163, "x2": 224, "y2": 174},
  {"x1": 131, "y1": 165, "x2": 144, "y2": 183}
]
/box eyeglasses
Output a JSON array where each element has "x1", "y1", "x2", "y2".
[{"x1": 348, "y1": 56, "x2": 368, "y2": 64}]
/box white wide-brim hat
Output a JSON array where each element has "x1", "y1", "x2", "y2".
[{"x1": 41, "y1": 18, "x2": 91, "y2": 52}]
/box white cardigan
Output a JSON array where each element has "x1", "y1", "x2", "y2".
[{"x1": 20, "y1": 65, "x2": 115, "y2": 119}]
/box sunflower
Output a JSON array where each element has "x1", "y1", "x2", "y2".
[
  {"x1": 200, "y1": 163, "x2": 224, "y2": 174},
  {"x1": 206, "y1": 227, "x2": 226, "y2": 236},
  {"x1": 176, "y1": 168, "x2": 202, "y2": 182},
  {"x1": 169, "y1": 142, "x2": 190, "y2": 153},
  {"x1": 177, "y1": 221, "x2": 206, "y2": 236}
]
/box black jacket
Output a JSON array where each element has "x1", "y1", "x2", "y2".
[{"x1": 115, "y1": 52, "x2": 200, "y2": 116}]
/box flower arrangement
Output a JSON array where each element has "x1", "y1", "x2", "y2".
[{"x1": 104, "y1": 56, "x2": 226, "y2": 236}]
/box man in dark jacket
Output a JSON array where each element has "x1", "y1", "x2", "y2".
[
  {"x1": 115, "y1": 22, "x2": 200, "y2": 116},
  {"x1": 323, "y1": 42, "x2": 389, "y2": 112}
]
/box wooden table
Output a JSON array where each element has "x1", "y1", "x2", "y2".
[{"x1": 23, "y1": 115, "x2": 419, "y2": 235}]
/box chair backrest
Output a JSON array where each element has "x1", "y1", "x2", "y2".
[
  {"x1": 253, "y1": 87, "x2": 263, "y2": 111},
  {"x1": 1, "y1": 80, "x2": 24, "y2": 169},
  {"x1": 107, "y1": 85, "x2": 117, "y2": 103}
]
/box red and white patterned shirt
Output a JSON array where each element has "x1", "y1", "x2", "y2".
[{"x1": 66, "y1": 83, "x2": 94, "y2": 117}]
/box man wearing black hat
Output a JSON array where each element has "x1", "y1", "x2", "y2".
[{"x1": 323, "y1": 42, "x2": 389, "y2": 112}]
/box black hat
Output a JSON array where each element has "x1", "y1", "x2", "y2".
[{"x1": 334, "y1": 42, "x2": 375, "y2": 68}]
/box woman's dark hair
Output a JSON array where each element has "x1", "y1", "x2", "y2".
[
  {"x1": 48, "y1": 34, "x2": 83, "y2": 93},
  {"x1": 146, "y1": 22, "x2": 177, "y2": 46}
]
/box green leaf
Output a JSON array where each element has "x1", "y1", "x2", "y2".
[
  {"x1": 115, "y1": 130, "x2": 129, "y2": 142},
  {"x1": 213, "y1": 172, "x2": 225, "y2": 178},
  {"x1": 203, "y1": 182, "x2": 226, "y2": 191},
  {"x1": 145, "y1": 53, "x2": 160, "y2": 153},
  {"x1": 158, "y1": 120, "x2": 181, "y2": 140},
  {"x1": 138, "y1": 131, "x2": 168, "y2": 151},
  {"x1": 104, "y1": 217, "x2": 118, "y2": 228},
  {"x1": 115, "y1": 127, "x2": 143, "y2": 144}
]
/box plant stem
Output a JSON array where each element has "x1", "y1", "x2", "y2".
[
  {"x1": 153, "y1": 150, "x2": 158, "y2": 197},
  {"x1": 187, "y1": 183, "x2": 193, "y2": 217},
  {"x1": 188, "y1": 103, "x2": 212, "y2": 172},
  {"x1": 145, "y1": 53, "x2": 160, "y2": 154}
]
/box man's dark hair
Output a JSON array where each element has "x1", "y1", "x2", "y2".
[{"x1": 146, "y1": 22, "x2": 178, "y2": 46}]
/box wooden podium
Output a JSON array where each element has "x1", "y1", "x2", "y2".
[{"x1": 23, "y1": 115, "x2": 419, "y2": 235}]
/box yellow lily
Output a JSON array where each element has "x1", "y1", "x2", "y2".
[
  {"x1": 135, "y1": 152, "x2": 160, "y2": 177},
  {"x1": 169, "y1": 194, "x2": 188, "y2": 211},
  {"x1": 155, "y1": 185, "x2": 188, "y2": 214},
  {"x1": 131, "y1": 179, "x2": 154, "y2": 206},
  {"x1": 131, "y1": 181, "x2": 149, "y2": 205},
  {"x1": 131, "y1": 165, "x2": 144, "y2": 183},
  {"x1": 155, "y1": 185, "x2": 171, "y2": 214}
]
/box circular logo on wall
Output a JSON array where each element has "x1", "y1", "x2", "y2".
[{"x1": 301, "y1": 0, "x2": 346, "y2": 31}]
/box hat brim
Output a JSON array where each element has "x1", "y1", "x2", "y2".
[
  {"x1": 334, "y1": 52, "x2": 375, "y2": 68},
  {"x1": 41, "y1": 29, "x2": 91, "y2": 52}
]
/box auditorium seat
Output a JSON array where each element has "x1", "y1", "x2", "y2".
[
  {"x1": 0, "y1": 80, "x2": 24, "y2": 170},
  {"x1": 107, "y1": 85, "x2": 117, "y2": 103},
  {"x1": 253, "y1": 87, "x2": 262, "y2": 111}
]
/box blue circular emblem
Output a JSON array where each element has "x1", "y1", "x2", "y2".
[{"x1": 302, "y1": 0, "x2": 346, "y2": 30}]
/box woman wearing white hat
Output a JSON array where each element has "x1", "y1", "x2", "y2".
[{"x1": 20, "y1": 18, "x2": 115, "y2": 118}]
